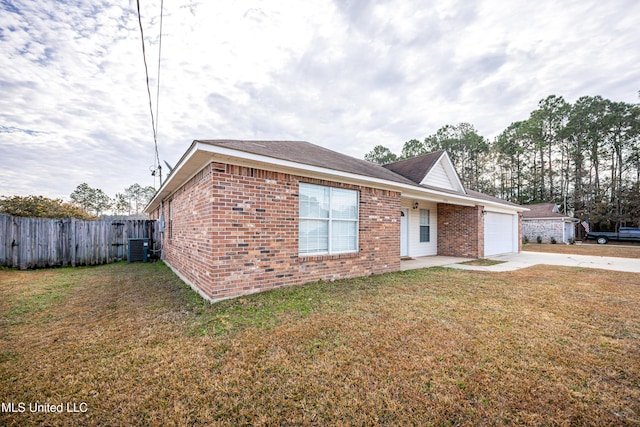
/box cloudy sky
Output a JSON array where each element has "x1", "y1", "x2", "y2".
[{"x1": 1, "y1": 0, "x2": 639, "y2": 201}]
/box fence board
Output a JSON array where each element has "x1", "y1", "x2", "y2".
[
  {"x1": 0, "y1": 215, "x2": 8, "y2": 265},
  {"x1": 0, "y1": 214, "x2": 158, "y2": 269}
]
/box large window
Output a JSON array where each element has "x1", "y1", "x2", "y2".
[
  {"x1": 419, "y1": 209, "x2": 430, "y2": 242},
  {"x1": 299, "y1": 183, "x2": 359, "y2": 255}
]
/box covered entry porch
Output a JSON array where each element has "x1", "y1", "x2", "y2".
[
  {"x1": 399, "y1": 195, "x2": 484, "y2": 260},
  {"x1": 399, "y1": 195, "x2": 521, "y2": 260}
]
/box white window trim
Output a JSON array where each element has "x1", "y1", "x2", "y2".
[{"x1": 299, "y1": 183, "x2": 359, "y2": 256}]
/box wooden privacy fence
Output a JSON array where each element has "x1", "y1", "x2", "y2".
[{"x1": 0, "y1": 214, "x2": 159, "y2": 269}]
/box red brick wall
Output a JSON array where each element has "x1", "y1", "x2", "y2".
[
  {"x1": 153, "y1": 162, "x2": 401, "y2": 302},
  {"x1": 154, "y1": 164, "x2": 217, "y2": 296},
  {"x1": 518, "y1": 213, "x2": 523, "y2": 251},
  {"x1": 437, "y1": 203, "x2": 484, "y2": 258}
]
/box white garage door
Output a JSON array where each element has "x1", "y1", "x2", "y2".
[{"x1": 484, "y1": 212, "x2": 516, "y2": 256}]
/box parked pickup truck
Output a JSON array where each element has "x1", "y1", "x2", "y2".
[{"x1": 585, "y1": 227, "x2": 640, "y2": 244}]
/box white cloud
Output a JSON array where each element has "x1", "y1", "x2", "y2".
[{"x1": 0, "y1": 0, "x2": 638, "y2": 201}]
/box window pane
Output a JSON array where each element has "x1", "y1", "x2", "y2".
[
  {"x1": 300, "y1": 183, "x2": 329, "y2": 218},
  {"x1": 299, "y1": 219, "x2": 329, "y2": 254},
  {"x1": 331, "y1": 188, "x2": 358, "y2": 219},
  {"x1": 420, "y1": 209, "x2": 430, "y2": 225},
  {"x1": 332, "y1": 221, "x2": 357, "y2": 252},
  {"x1": 420, "y1": 225, "x2": 430, "y2": 242},
  {"x1": 299, "y1": 183, "x2": 359, "y2": 255}
]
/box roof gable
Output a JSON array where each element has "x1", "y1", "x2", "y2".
[
  {"x1": 383, "y1": 151, "x2": 465, "y2": 193},
  {"x1": 421, "y1": 152, "x2": 465, "y2": 193}
]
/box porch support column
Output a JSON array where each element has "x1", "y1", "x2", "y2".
[{"x1": 437, "y1": 203, "x2": 484, "y2": 258}]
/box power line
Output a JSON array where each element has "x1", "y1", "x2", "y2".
[
  {"x1": 155, "y1": 0, "x2": 164, "y2": 168},
  {"x1": 135, "y1": 0, "x2": 163, "y2": 182}
]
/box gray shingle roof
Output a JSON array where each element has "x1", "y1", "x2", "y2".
[
  {"x1": 188, "y1": 140, "x2": 523, "y2": 211},
  {"x1": 382, "y1": 151, "x2": 445, "y2": 184},
  {"x1": 197, "y1": 139, "x2": 417, "y2": 185},
  {"x1": 522, "y1": 203, "x2": 573, "y2": 219}
]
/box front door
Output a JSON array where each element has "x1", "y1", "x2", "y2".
[{"x1": 400, "y1": 209, "x2": 409, "y2": 257}]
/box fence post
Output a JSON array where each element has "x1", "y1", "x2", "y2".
[
  {"x1": 11, "y1": 216, "x2": 18, "y2": 268},
  {"x1": 70, "y1": 217, "x2": 76, "y2": 267}
]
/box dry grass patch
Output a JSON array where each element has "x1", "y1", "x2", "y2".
[
  {"x1": 524, "y1": 243, "x2": 640, "y2": 258},
  {"x1": 1, "y1": 262, "x2": 639, "y2": 425}
]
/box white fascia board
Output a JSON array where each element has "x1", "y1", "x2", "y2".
[
  {"x1": 482, "y1": 205, "x2": 524, "y2": 215},
  {"x1": 201, "y1": 144, "x2": 524, "y2": 211},
  {"x1": 145, "y1": 141, "x2": 201, "y2": 213},
  {"x1": 194, "y1": 142, "x2": 409, "y2": 190},
  {"x1": 400, "y1": 188, "x2": 476, "y2": 207},
  {"x1": 401, "y1": 188, "x2": 527, "y2": 213},
  {"x1": 146, "y1": 141, "x2": 524, "y2": 214}
]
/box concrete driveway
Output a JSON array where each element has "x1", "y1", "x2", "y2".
[{"x1": 447, "y1": 251, "x2": 640, "y2": 273}]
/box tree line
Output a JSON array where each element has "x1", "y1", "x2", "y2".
[
  {"x1": 70, "y1": 183, "x2": 155, "y2": 217},
  {"x1": 0, "y1": 183, "x2": 156, "y2": 220},
  {"x1": 365, "y1": 94, "x2": 640, "y2": 231}
]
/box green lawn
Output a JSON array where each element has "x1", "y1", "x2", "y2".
[{"x1": 1, "y1": 262, "x2": 639, "y2": 426}]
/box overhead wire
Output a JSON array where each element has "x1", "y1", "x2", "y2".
[
  {"x1": 135, "y1": 0, "x2": 163, "y2": 182},
  {"x1": 155, "y1": 0, "x2": 164, "y2": 170}
]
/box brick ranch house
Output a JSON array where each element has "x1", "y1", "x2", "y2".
[
  {"x1": 522, "y1": 203, "x2": 579, "y2": 244},
  {"x1": 145, "y1": 140, "x2": 525, "y2": 302}
]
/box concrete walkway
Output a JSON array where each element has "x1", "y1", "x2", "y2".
[
  {"x1": 400, "y1": 256, "x2": 470, "y2": 271},
  {"x1": 402, "y1": 252, "x2": 640, "y2": 273}
]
